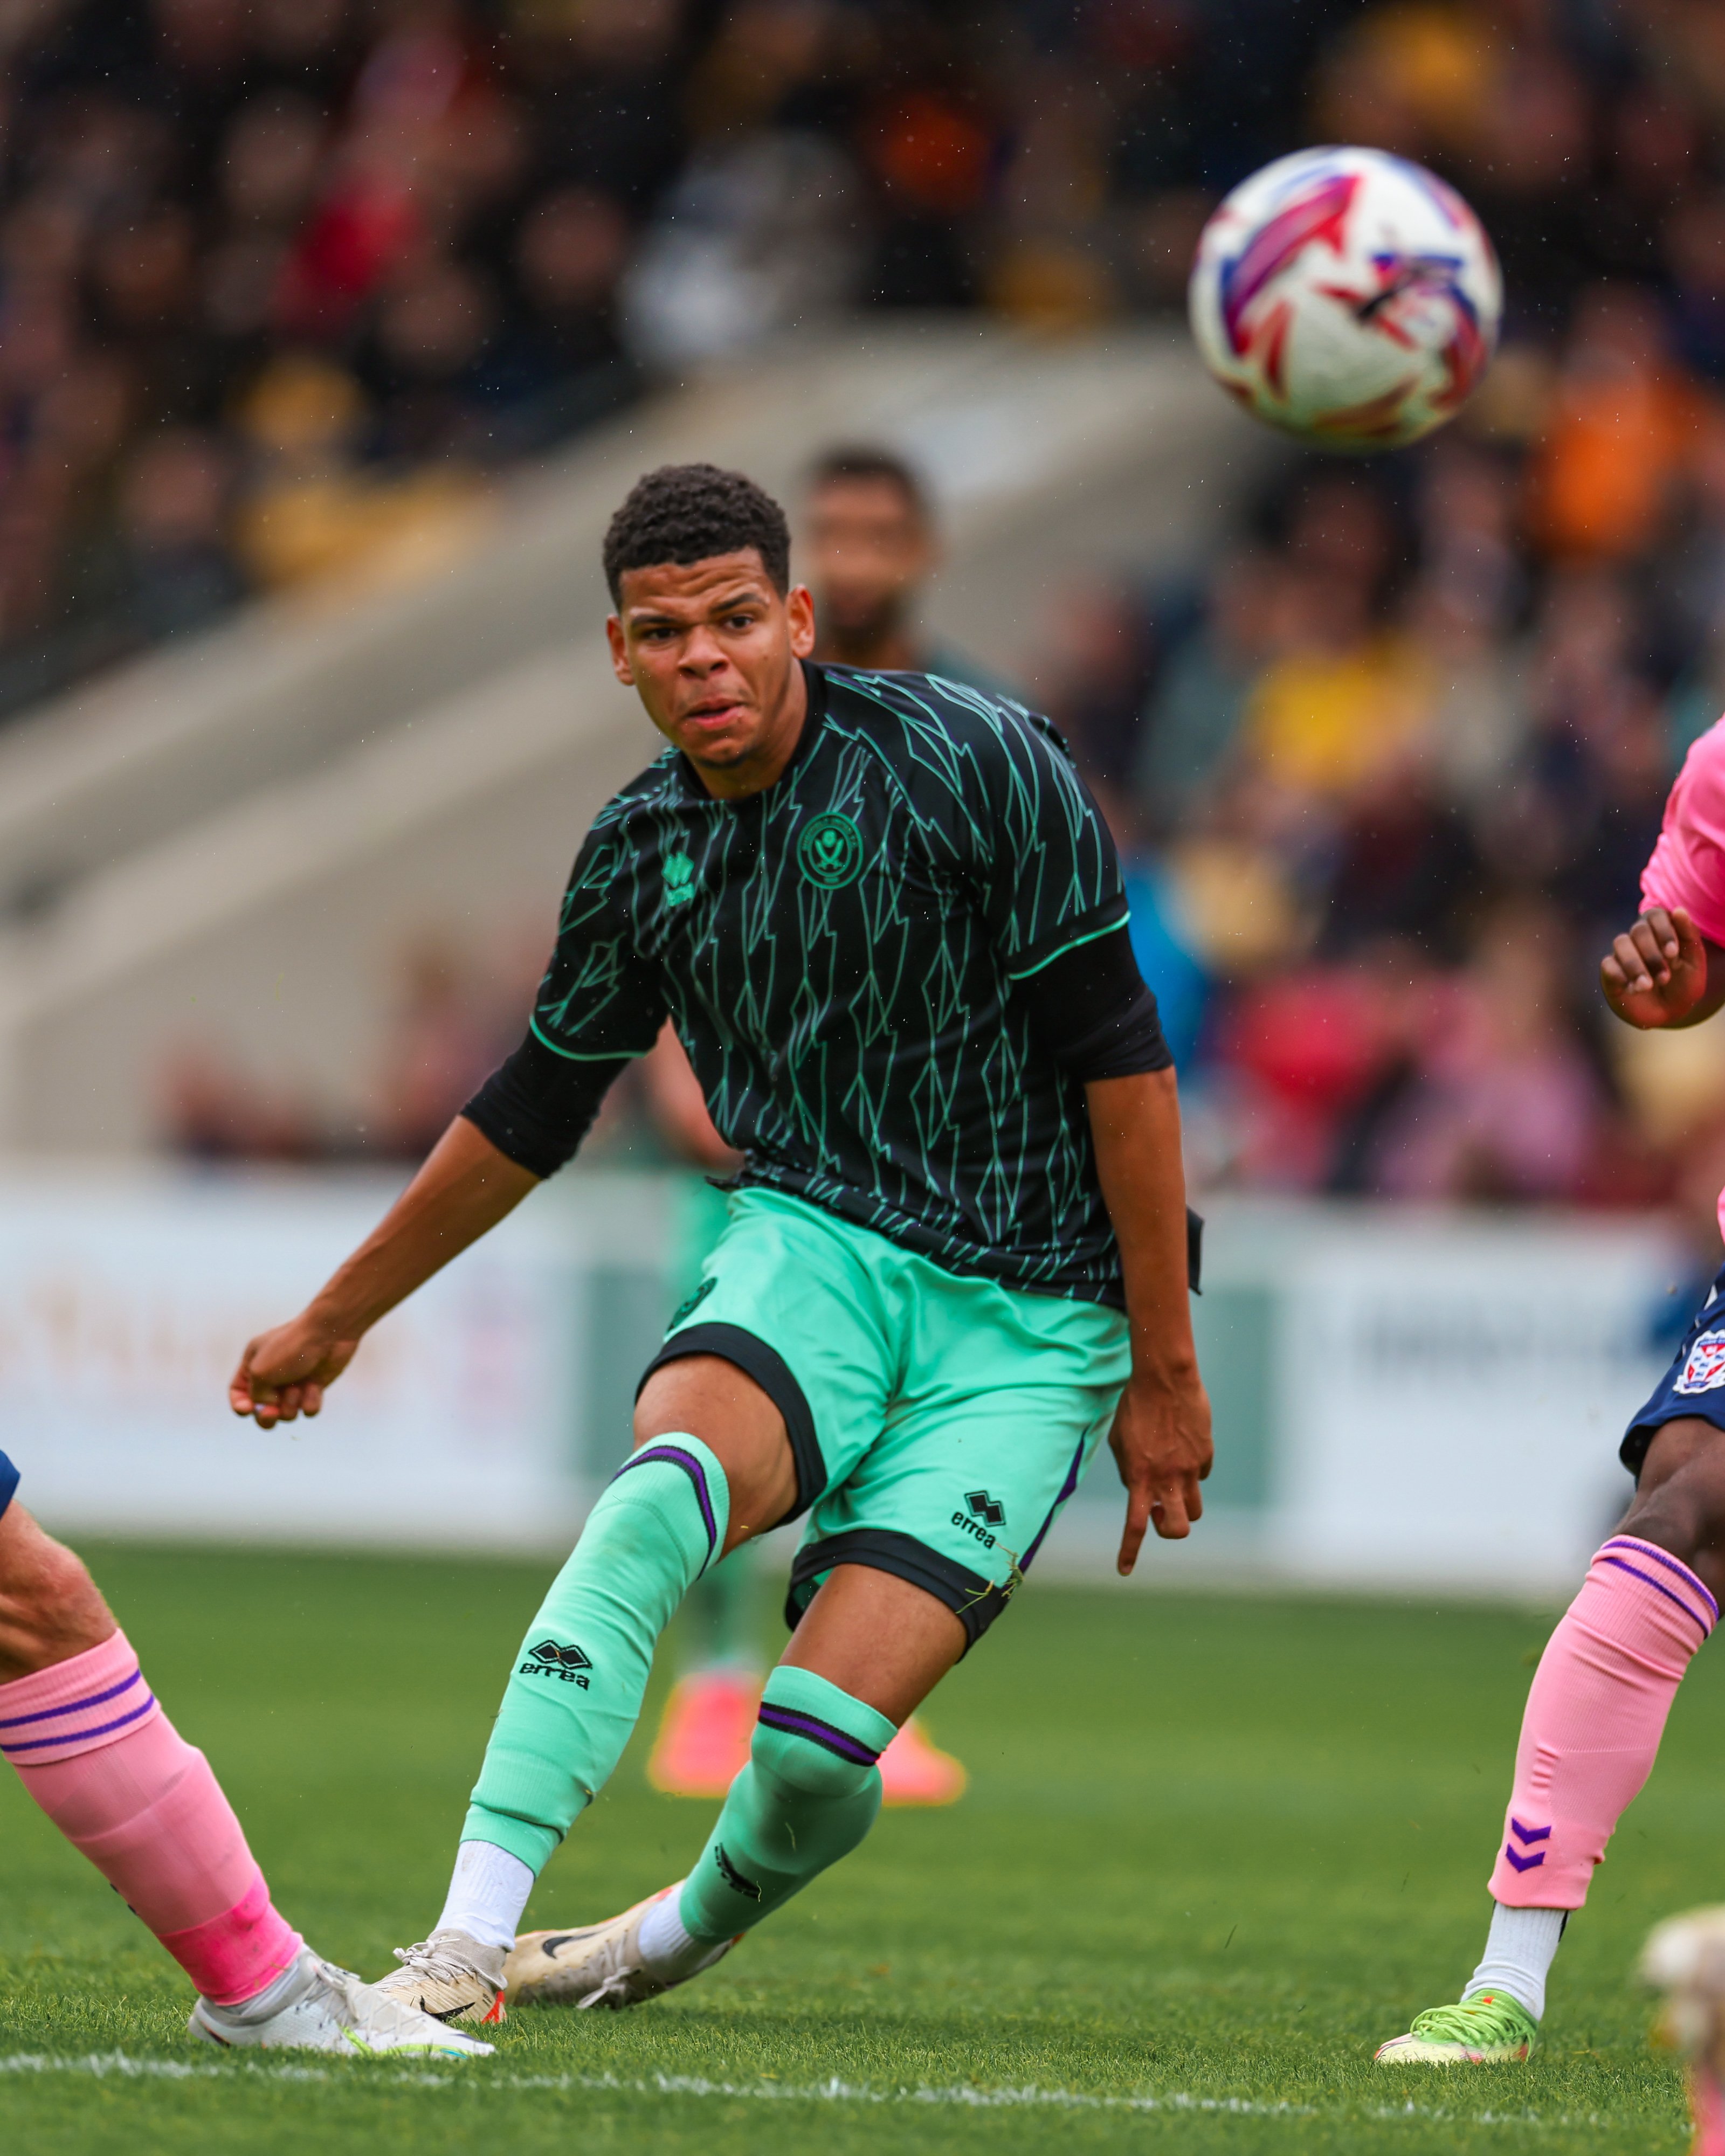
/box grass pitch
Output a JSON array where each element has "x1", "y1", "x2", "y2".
[{"x1": 0, "y1": 1546, "x2": 1711, "y2": 2154}]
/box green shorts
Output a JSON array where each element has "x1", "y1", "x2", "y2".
[{"x1": 640, "y1": 1187, "x2": 1130, "y2": 1648}]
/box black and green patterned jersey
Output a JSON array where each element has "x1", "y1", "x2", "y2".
[{"x1": 526, "y1": 664, "x2": 1157, "y2": 1307}]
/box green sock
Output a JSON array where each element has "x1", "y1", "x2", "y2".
[
  {"x1": 463, "y1": 1435, "x2": 728, "y2": 1871},
  {"x1": 678, "y1": 1666, "x2": 897, "y2": 1941}
]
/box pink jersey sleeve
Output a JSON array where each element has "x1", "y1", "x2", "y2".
[{"x1": 1641, "y1": 716, "x2": 1725, "y2": 946}]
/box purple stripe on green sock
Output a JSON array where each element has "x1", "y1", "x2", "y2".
[
  {"x1": 612, "y1": 1445, "x2": 719, "y2": 1567},
  {"x1": 757, "y1": 1701, "x2": 881, "y2": 1766}
]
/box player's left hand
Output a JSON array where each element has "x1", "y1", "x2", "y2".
[
  {"x1": 229, "y1": 1313, "x2": 361, "y2": 1429},
  {"x1": 1600, "y1": 906, "x2": 1709, "y2": 1028},
  {"x1": 1108, "y1": 1366, "x2": 1213, "y2": 1573}
]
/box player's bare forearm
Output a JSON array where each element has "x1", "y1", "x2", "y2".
[
  {"x1": 1602, "y1": 907, "x2": 1725, "y2": 1031},
  {"x1": 229, "y1": 1118, "x2": 539, "y2": 1427},
  {"x1": 1086, "y1": 1068, "x2": 1213, "y2": 1570}
]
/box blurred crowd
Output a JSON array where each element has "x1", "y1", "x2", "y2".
[
  {"x1": 0, "y1": 0, "x2": 1363, "y2": 716},
  {"x1": 32, "y1": 0, "x2": 1725, "y2": 1211},
  {"x1": 1015, "y1": 0, "x2": 1725, "y2": 1218},
  {"x1": 1043, "y1": 400, "x2": 1725, "y2": 1219}
]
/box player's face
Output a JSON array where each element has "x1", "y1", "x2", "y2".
[
  {"x1": 608, "y1": 550, "x2": 816, "y2": 793},
  {"x1": 805, "y1": 477, "x2": 935, "y2": 636}
]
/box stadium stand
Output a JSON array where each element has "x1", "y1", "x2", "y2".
[{"x1": 11, "y1": 0, "x2": 1725, "y2": 1214}]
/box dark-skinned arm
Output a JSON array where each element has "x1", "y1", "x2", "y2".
[
  {"x1": 229, "y1": 1117, "x2": 540, "y2": 1428},
  {"x1": 1086, "y1": 1066, "x2": 1213, "y2": 1573},
  {"x1": 1602, "y1": 907, "x2": 1725, "y2": 1031}
]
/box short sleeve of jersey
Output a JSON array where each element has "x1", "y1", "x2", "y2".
[
  {"x1": 530, "y1": 822, "x2": 667, "y2": 1061},
  {"x1": 1643, "y1": 715, "x2": 1725, "y2": 948},
  {"x1": 968, "y1": 705, "x2": 1129, "y2": 977}
]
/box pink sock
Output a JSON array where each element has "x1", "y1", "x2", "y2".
[
  {"x1": 1, "y1": 1630, "x2": 302, "y2": 2004},
  {"x1": 1489, "y1": 1536, "x2": 1716, "y2": 1908}
]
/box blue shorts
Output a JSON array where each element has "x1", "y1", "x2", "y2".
[
  {"x1": 1624, "y1": 1262, "x2": 1725, "y2": 1475},
  {"x1": 0, "y1": 1449, "x2": 16, "y2": 1522}
]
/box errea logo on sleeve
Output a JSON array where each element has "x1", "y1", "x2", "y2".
[{"x1": 663, "y1": 852, "x2": 696, "y2": 906}]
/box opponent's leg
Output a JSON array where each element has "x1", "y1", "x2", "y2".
[
  {"x1": 1376, "y1": 1416, "x2": 1725, "y2": 2065},
  {"x1": 506, "y1": 1564, "x2": 963, "y2": 2007},
  {"x1": 384, "y1": 1356, "x2": 796, "y2": 2020},
  {"x1": 0, "y1": 1493, "x2": 486, "y2": 2057}
]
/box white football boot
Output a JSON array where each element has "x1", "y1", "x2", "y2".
[
  {"x1": 506, "y1": 1885, "x2": 737, "y2": 2009},
  {"x1": 188, "y1": 1946, "x2": 493, "y2": 2056},
  {"x1": 373, "y1": 1927, "x2": 508, "y2": 2025}
]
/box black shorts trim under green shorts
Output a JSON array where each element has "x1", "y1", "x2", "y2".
[
  {"x1": 641, "y1": 1321, "x2": 825, "y2": 1525},
  {"x1": 638, "y1": 1188, "x2": 1130, "y2": 1651}
]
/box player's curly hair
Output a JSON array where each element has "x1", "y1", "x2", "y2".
[{"x1": 602, "y1": 463, "x2": 791, "y2": 604}]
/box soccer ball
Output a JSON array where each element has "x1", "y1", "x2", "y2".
[{"x1": 1188, "y1": 146, "x2": 1501, "y2": 450}]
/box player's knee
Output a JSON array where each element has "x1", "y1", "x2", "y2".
[
  {"x1": 0, "y1": 1523, "x2": 114, "y2": 1676},
  {"x1": 749, "y1": 1713, "x2": 880, "y2": 1803},
  {"x1": 1623, "y1": 1421, "x2": 1725, "y2": 1564}
]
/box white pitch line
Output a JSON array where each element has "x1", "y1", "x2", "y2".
[{"x1": 0, "y1": 2050, "x2": 1651, "y2": 2131}]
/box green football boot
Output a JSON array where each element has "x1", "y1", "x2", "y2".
[{"x1": 1374, "y1": 1989, "x2": 1538, "y2": 2064}]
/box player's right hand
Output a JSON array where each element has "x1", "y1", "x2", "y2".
[
  {"x1": 229, "y1": 1316, "x2": 360, "y2": 1428},
  {"x1": 1601, "y1": 906, "x2": 1709, "y2": 1029}
]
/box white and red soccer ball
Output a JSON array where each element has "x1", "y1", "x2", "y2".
[{"x1": 1188, "y1": 146, "x2": 1502, "y2": 451}]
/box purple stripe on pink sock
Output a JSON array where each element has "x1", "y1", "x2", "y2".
[
  {"x1": 0, "y1": 1691, "x2": 157, "y2": 1755},
  {"x1": 0, "y1": 1665, "x2": 143, "y2": 1730},
  {"x1": 1598, "y1": 1554, "x2": 1715, "y2": 1640},
  {"x1": 1601, "y1": 1538, "x2": 1720, "y2": 1625}
]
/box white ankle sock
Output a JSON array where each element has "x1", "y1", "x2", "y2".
[
  {"x1": 201, "y1": 1948, "x2": 313, "y2": 2023},
  {"x1": 1464, "y1": 1902, "x2": 1568, "y2": 2020},
  {"x1": 436, "y1": 1841, "x2": 536, "y2": 1951},
  {"x1": 638, "y1": 1883, "x2": 709, "y2": 1976}
]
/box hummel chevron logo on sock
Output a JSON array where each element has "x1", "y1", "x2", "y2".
[
  {"x1": 1501, "y1": 1820, "x2": 1552, "y2": 1871},
  {"x1": 1503, "y1": 1816, "x2": 1551, "y2": 1872}
]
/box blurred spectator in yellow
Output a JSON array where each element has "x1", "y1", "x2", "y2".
[
  {"x1": 232, "y1": 353, "x2": 487, "y2": 595},
  {"x1": 1239, "y1": 472, "x2": 1435, "y2": 801}
]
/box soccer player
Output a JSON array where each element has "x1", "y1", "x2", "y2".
[
  {"x1": 229, "y1": 462, "x2": 1210, "y2": 2022},
  {"x1": 640, "y1": 1024, "x2": 968, "y2": 1808},
  {"x1": 0, "y1": 1462, "x2": 489, "y2": 2056},
  {"x1": 804, "y1": 444, "x2": 1016, "y2": 697},
  {"x1": 1377, "y1": 716, "x2": 1725, "y2": 2066}
]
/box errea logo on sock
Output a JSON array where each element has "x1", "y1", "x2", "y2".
[{"x1": 520, "y1": 1640, "x2": 592, "y2": 1689}]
